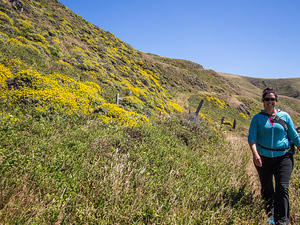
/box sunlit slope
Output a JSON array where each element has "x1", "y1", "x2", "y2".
[
  {"x1": 219, "y1": 72, "x2": 300, "y2": 124},
  {"x1": 0, "y1": 0, "x2": 183, "y2": 127},
  {"x1": 219, "y1": 72, "x2": 300, "y2": 100},
  {"x1": 1, "y1": 0, "x2": 299, "y2": 126},
  {"x1": 248, "y1": 77, "x2": 300, "y2": 100},
  {"x1": 0, "y1": 0, "x2": 252, "y2": 129}
]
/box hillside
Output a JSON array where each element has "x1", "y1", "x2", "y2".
[
  {"x1": 218, "y1": 72, "x2": 300, "y2": 124},
  {"x1": 1, "y1": 0, "x2": 300, "y2": 224},
  {"x1": 218, "y1": 72, "x2": 300, "y2": 100},
  {"x1": 1, "y1": 0, "x2": 299, "y2": 125}
]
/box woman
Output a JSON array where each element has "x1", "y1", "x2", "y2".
[{"x1": 248, "y1": 87, "x2": 300, "y2": 225}]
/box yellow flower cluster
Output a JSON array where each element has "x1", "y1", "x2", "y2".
[
  {"x1": 154, "y1": 98, "x2": 168, "y2": 114},
  {"x1": 8, "y1": 37, "x2": 41, "y2": 54},
  {"x1": 84, "y1": 71, "x2": 97, "y2": 80},
  {"x1": 0, "y1": 11, "x2": 13, "y2": 24},
  {"x1": 28, "y1": 33, "x2": 48, "y2": 44},
  {"x1": 0, "y1": 63, "x2": 14, "y2": 101},
  {"x1": 205, "y1": 94, "x2": 226, "y2": 109},
  {"x1": 3, "y1": 25, "x2": 20, "y2": 34},
  {"x1": 209, "y1": 126, "x2": 218, "y2": 133},
  {"x1": 3, "y1": 58, "x2": 23, "y2": 71},
  {"x1": 123, "y1": 84, "x2": 147, "y2": 99},
  {"x1": 138, "y1": 68, "x2": 162, "y2": 90},
  {"x1": 1, "y1": 63, "x2": 150, "y2": 127},
  {"x1": 98, "y1": 103, "x2": 149, "y2": 127},
  {"x1": 1, "y1": 68, "x2": 104, "y2": 114},
  {"x1": 15, "y1": 18, "x2": 34, "y2": 32},
  {"x1": 72, "y1": 46, "x2": 88, "y2": 57},
  {"x1": 56, "y1": 23, "x2": 181, "y2": 116},
  {"x1": 15, "y1": 36, "x2": 50, "y2": 54},
  {"x1": 154, "y1": 99, "x2": 183, "y2": 114},
  {"x1": 239, "y1": 112, "x2": 246, "y2": 118},
  {"x1": 198, "y1": 112, "x2": 213, "y2": 123},
  {"x1": 166, "y1": 101, "x2": 184, "y2": 113},
  {"x1": 122, "y1": 96, "x2": 143, "y2": 104},
  {"x1": 60, "y1": 19, "x2": 73, "y2": 33},
  {"x1": 222, "y1": 120, "x2": 233, "y2": 126},
  {"x1": 53, "y1": 38, "x2": 60, "y2": 45},
  {"x1": 57, "y1": 60, "x2": 72, "y2": 68}
]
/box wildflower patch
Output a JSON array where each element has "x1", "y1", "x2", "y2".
[
  {"x1": 0, "y1": 64, "x2": 151, "y2": 127},
  {"x1": 0, "y1": 11, "x2": 13, "y2": 24},
  {"x1": 1, "y1": 68, "x2": 104, "y2": 114},
  {"x1": 97, "y1": 103, "x2": 149, "y2": 127}
]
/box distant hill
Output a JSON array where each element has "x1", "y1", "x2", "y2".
[
  {"x1": 219, "y1": 72, "x2": 300, "y2": 99},
  {"x1": 218, "y1": 72, "x2": 300, "y2": 123},
  {"x1": 249, "y1": 77, "x2": 300, "y2": 98}
]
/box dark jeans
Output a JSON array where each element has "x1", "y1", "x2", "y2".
[{"x1": 255, "y1": 152, "x2": 294, "y2": 225}]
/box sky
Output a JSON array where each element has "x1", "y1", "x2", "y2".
[{"x1": 58, "y1": 0, "x2": 300, "y2": 78}]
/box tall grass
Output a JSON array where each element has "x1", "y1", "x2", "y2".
[{"x1": 0, "y1": 107, "x2": 265, "y2": 224}]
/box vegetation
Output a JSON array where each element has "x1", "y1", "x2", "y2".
[
  {"x1": 0, "y1": 0, "x2": 299, "y2": 224},
  {"x1": 0, "y1": 109, "x2": 264, "y2": 224}
]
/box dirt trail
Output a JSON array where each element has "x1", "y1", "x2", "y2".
[
  {"x1": 224, "y1": 132, "x2": 261, "y2": 195},
  {"x1": 176, "y1": 92, "x2": 190, "y2": 112},
  {"x1": 176, "y1": 91, "x2": 212, "y2": 113},
  {"x1": 176, "y1": 92, "x2": 260, "y2": 194}
]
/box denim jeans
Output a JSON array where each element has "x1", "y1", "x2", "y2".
[{"x1": 255, "y1": 152, "x2": 294, "y2": 225}]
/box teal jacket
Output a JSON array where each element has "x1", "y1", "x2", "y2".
[{"x1": 248, "y1": 109, "x2": 300, "y2": 158}]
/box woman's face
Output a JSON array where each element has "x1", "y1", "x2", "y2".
[{"x1": 263, "y1": 93, "x2": 276, "y2": 111}]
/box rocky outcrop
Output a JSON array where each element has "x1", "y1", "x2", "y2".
[{"x1": 9, "y1": 0, "x2": 23, "y2": 13}]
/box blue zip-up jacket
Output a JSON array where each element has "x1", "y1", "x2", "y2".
[{"x1": 248, "y1": 109, "x2": 300, "y2": 158}]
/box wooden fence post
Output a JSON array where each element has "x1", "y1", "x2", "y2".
[
  {"x1": 116, "y1": 93, "x2": 122, "y2": 105},
  {"x1": 221, "y1": 117, "x2": 225, "y2": 125},
  {"x1": 188, "y1": 100, "x2": 204, "y2": 123},
  {"x1": 195, "y1": 100, "x2": 204, "y2": 116},
  {"x1": 221, "y1": 117, "x2": 236, "y2": 129}
]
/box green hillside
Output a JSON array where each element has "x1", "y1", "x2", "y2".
[
  {"x1": 218, "y1": 72, "x2": 300, "y2": 124},
  {"x1": 1, "y1": 0, "x2": 299, "y2": 224},
  {"x1": 247, "y1": 77, "x2": 300, "y2": 99}
]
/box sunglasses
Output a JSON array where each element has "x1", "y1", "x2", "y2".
[{"x1": 264, "y1": 97, "x2": 276, "y2": 101}]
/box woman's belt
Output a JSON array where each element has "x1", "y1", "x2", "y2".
[{"x1": 257, "y1": 143, "x2": 290, "y2": 151}]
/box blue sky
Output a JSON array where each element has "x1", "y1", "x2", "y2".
[{"x1": 59, "y1": 0, "x2": 300, "y2": 78}]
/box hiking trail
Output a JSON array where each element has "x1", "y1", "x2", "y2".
[
  {"x1": 224, "y1": 132, "x2": 260, "y2": 196},
  {"x1": 176, "y1": 92, "x2": 260, "y2": 195}
]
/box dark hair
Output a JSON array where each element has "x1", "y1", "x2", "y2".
[{"x1": 262, "y1": 87, "x2": 278, "y2": 101}]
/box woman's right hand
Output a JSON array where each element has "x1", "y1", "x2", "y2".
[
  {"x1": 253, "y1": 153, "x2": 262, "y2": 167},
  {"x1": 249, "y1": 142, "x2": 262, "y2": 167}
]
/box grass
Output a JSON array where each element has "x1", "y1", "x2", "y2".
[{"x1": 0, "y1": 108, "x2": 266, "y2": 224}]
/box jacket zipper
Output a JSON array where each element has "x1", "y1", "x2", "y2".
[{"x1": 271, "y1": 126, "x2": 274, "y2": 149}]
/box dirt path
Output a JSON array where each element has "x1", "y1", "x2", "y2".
[
  {"x1": 176, "y1": 92, "x2": 261, "y2": 194},
  {"x1": 176, "y1": 92, "x2": 190, "y2": 113},
  {"x1": 224, "y1": 132, "x2": 260, "y2": 196},
  {"x1": 176, "y1": 91, "x2": 213, "y2": 113}
]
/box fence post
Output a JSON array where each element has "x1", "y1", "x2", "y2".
[
  {"x1": 221, "y1": 117, "x2": 225, "y2": 125},
  {"x1": 116, "y1": 93, "x2": 121, "y2": 105},
  {"x1": 220, "y1": 117, "x2": 236, "y2": 129},
  {"x1": 195, "y1": 100, "x2": 204, "y2": 116}
]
